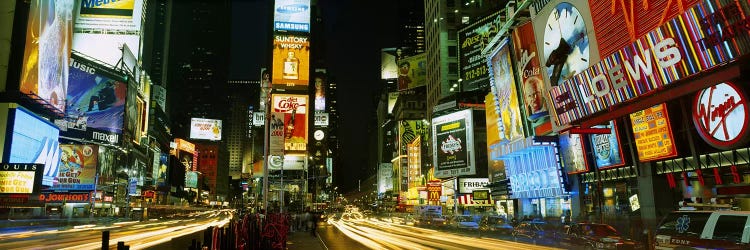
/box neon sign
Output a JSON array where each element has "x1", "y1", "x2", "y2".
[{"x1": 692, "y1": 82, "x2": 750, "y2": 149}]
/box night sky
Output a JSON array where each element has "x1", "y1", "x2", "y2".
[{"x1": 230, "y1": 0, "x2": 398, "y2": 193}]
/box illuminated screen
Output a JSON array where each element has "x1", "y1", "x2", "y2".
[
  {"x1": 60, "y1": 55, "x2": 126, "y2": 145},
  {"x1": 313, "y1": 71, "x2": 326, "y2": 111},
  {"x1": 8, "y1": 107, "x2": 61, "y2": 187},
  {"x1": 432, "y1": 109, "x2": 475, "y2": 178},
  {"x1": 272, "y1": 94, "x2": 308, "y2": 152},
  {"x1": 503, "y1": 144, "x2": 565, "y2": 199},
  {"x1": 273, "y1": 0, "x2": 310, "y2": 32},
  {"x1": 488, "y1": 39, "x2": 524, "y2": 142},
  {"x1": 458, "y1": 11, "x2": 502, "y2": 91},
  {"x1": 73, "y1": 0, "x2": 143, "y2": 66},
  {"x1": 560, "y1": 133, "x2": 589, "y2": 174},
  {"x1": 630, "y1": 103, "x2": 677, "y2": 162},
  {"x1": 53, "y1": 144, "x2": 98, "y2": 191},
  {"x1": 0, "y1": 164, "x2": 43, "y2": 194},
  {"x1": 397, "y1": 53, "x2": 427, "y2": 91},
  {"x1": 190, "y1": 118, "x2": 222, "y2": 141},
  {"x1": 589, "y1": 121, "x2": 625, "y2": 169},
  {"x1": 19, "y1": 0, "x2": 74, "y2": 113},
  {"x1": 272, "y1": 34, "x2": 310, "y2": 90}
]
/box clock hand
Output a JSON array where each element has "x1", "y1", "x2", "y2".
[{"x1": 546, "y1": 37, "x2": 572, "y2": 86}]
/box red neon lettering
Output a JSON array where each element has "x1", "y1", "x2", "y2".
[
  {"x1": 731, "y1": 165, "x2": 741, "y2": 183},
  {"x1": 696, "y1": 86, "x2": 739, "y2": 140},
  {"x1": 666, "y1": 173, "x2": 676, "y2": 189},
  {"x1": 714, "y1": 168, "x2": 723, "y2": 185}
]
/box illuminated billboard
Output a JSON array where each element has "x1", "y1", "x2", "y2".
[
  {"x1": 2, "y1": 104, "x2": 61, "y2": 187},
  {"x1": 185, "y1": 171, "x2": 198, "y2": 188},
  {"x1": 503, "y1": 142, "x2": 565, "y2": 199},
  {"x1": 269, "y1": 111, "x2": 285, "y2": 156},
  {"x1": 313, "y1": 70, "x2": 326, "y2": 111},
  {"x1": 399, "y1": 120, "x2": 428, "y2": 155},
  {"x1": 381, "y1": 48, "x2": 399, "y2": 79},
  {"x1": 272, "y1": 34, "x2": 310, "y2": 90},
  {"x1": 630, "y1": 103, "x2": 678, "y2": 162},
  {"x1": 378, "y1": 163, "x2": 393, "y2": 193},
  {"x1": 397, "y1": 53, "x2": 427, "y2": 91},
  {"x1": 0, "y1": 163, "x2": 44, "y2": 194},
  {"x1": 548, "y1": 0, "x2": 750, "y2": 127},
  {"x1": 20, "y1": 0, "x2": 74, "y2": 113},
  {"x1": 693, "y1": 82, "x2": 750, "y2": 149},
  {"x1": 54, "y1": 144, "x2": 97, "y2": 191},
  {"x1": 432, "y1": 109, "x2": 475, "y2": 178},
  {"x1": 407, "y1": 137, "x2": 422, "y2": 188},
  {"x1": 272, "y1": 94, "x2": 308, "y2": 152},
  {"x1": 57, "y1": 55, "x2": 126, "y2": 145},
  {"x1": 458, "y1": 11, "x2": 502, "y2": 91},
  {"x1": 488, "y1": 39, "x2": 524, "y2": 143},
  {"x1": 560, "y1": 132, "x2": 589, "y2": 174},
  {"x1": 273, "y1": 0, "x2": 310, "y2": 32},
  {"x1": 512, "y1": 21, "x2": 552, "y2": 135},
  {"x1": 190, "y1": 118, "x2": 222, "y2": 141},
  {"x1": 589, "y1": 121, "x2": 625, "y2": 169},
  {"x1": 267, "y1": 155, "x2": 306, "y2": 171},
  {"x1": 485, "y1": 93, "x2": 505, "y2": 182},
  {"x1": 73, "y1": 0, "x2": 143, "y2": 67}
]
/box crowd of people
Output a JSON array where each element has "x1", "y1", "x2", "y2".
[{"x1": 289, "y1": 209, "x2": 321, "y2": 236}]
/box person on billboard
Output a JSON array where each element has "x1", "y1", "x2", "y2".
[
  {"x1": 523, "y1": 76, "x2": 549, "y2": 123},
  {"x1": 87, "y1": 81, "x2": 117, "y2": 112},
  {"x1": 398, "y1": 61, "x2": 412, "y2": 90}
]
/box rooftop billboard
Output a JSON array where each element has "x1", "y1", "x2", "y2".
[
  {"x1": 273, "y1": 0, "x2": 310, "y2": 33},
  {"x1": 190, "y1": 118, "x2": 222, "y2": 141}
]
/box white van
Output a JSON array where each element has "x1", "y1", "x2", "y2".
[{"x1": 654, "y1": 210, "x2": 750, "y2": 249}]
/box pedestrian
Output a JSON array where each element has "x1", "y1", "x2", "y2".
[
  {"x1": 303, "y1": 209, "x2": 312, "y2": 231},
  {"x1": 310, "y1": 211, "x2": 318, "y2": 237}
]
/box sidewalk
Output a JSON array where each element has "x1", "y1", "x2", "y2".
[{"x1": 286, "y1": 229, "x2": 327, "y2": 250}]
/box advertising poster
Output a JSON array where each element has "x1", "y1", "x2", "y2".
[
  {"x1": 185, "y1": 171, "x2": 198, "y2": 188},
  {"x1": 0, "y1": 164, "x2": 44, "y2": 194},
  {"x1": 54, "y1": 144, "x2": 97, "y2": 191},
  {"x1": 157, "y1": 153, "x2": 168, "y2": 186},
  {"x1": 399, "y1": 120, "x2": 428, "y2": 155},
  {"x1": 272, "y1": 34, "x2": 310, "y2": 90},
  {"x1": 269, "y1": 111, "x2": 285, "y2": 156},
  {"x1": 19, "y1": 0, "x2": 74, "y2": 113},
  {"x1": 630, "y1": 103, "x2": 677, "y2": 162},
  {"x1": 60, "y1": 55, "x2": 126, "y2": 145},
  {"x1": 485, "y1": 93, "x2": 505, "y2": 182},
  {"x1": 458, "y1": 11, "x2": 502, "y2": 91},
  {"x1": 589, "y1": 121, "x2": 625, "y2": 169},
  {"x1": 512, "y1": 21, "x2": 553, "y2": 135},
  {"x1": 72, "y1": 0, "x2": 143, "y2": 67},
  {"x1": 381, "y1": 48, "x2": 400, "y2": 79},
  {"x1": 6, "y1": 105, "x2": 61, "y2": 187},
  {"x1": 560, "y1": 132, "x2": 589, "y2": 174},
  {"x1": 488, "y1": 39, "x2": 524, "y2": 142},
  {"x1": 190, "y1": 118, "x2": 222, "y2": 141},
  {"x1": 259, "y1": 68, "x2": 270, "y2": 113},
  {"x1": 313, "y1": 70, "x2": 326, "y2": 111},
  {"x1": 432, "y1": 109, "x2": 475, "y2": 178},
  {"x1": 547, "y1": 0, "x2": 750, "y2": 127},
  {"x1": 273, "y1": 0, "x2": 310, "y2": 32},
  {"x1": 378, "y1": 163, "x2": 393, "y2": 194},
  {"x1": 272, "y1": 94, "x2": 308, "y2": 152},
  {"x1": 397, "y1": 53, "x2": 427, "y2": 91}
]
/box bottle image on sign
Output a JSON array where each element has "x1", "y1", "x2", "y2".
[
  {"x1": 283, "y1": 51, "x2": 300, "y2": 80},
  {"x1": 285, "y1": 109, "x2": 296, "y2": 140}
]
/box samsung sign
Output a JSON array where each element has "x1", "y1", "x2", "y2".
[
  {"x1": 458, "y1": 178, "x2": 489, "y2": 194},
  {"x1": 273, "y1": 0, "x2": 310, "y2": 32}
]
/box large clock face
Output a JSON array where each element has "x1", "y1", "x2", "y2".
[
  {"x1": 543, "y1": 2, "x2": 590, "y2": 86},
  {"x1": 314, "y1": 130, "x2": 325, "y2": 141}
]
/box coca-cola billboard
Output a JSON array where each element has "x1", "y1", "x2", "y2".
[
  {"x1": 432, "y1": 109, "x2": 475, "y2": 178},
  {"x1": 272, "y1": 94, "x2": 308, "y2": 152},
  {"x1": 692, "y1": 82, "x2": 750, "y2": 149}
]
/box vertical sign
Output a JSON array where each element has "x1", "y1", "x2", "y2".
[
  {"x1": 488, "y1": 39, "x2": 524, "y2": 142},
  {"x1": 512, "y1": 21, "x2": 553, "y2": 135},
  {"x1": 272, "y1": 94, "x2": 308, "y2": 152},
  {"x1": 458, "y1": 11, "x2": 503, "y2": 91},
  {"x1": 589, "y1": 121, "x2": 625, "y2": 169},
  {"x1": 560, "y1": 132, "x2": 589, "y2": 174},
  {"x1": 272, "y1": 34, "x2": 310, "y2": 90}
]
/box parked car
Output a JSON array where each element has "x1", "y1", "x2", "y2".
[
  {"x1": 654, "y1": 210, "x2": 750, "y2": 249},
  {"x1": 558, "y1": 223, "x2": 644, "y2": 249},
  {"x1": 450, "y1": 215, "x2": 479, "y2": 230},
  {"x1": 480, "y1": 216, "x2": 514, "y2": 234},
  {"x1": 512, "y1": 221, "x2": 550, "y2": 239}
]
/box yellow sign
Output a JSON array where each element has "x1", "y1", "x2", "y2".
[
  {"x1": 629, "y1": 103, "x2": 677, "y2": 162},
  {"x1": 0, "y1": 171, "x2": 35, "y2": 194}
]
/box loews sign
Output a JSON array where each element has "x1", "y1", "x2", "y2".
[{"x1": 692, "y1": 82, "x2": 750, "y2": 149}]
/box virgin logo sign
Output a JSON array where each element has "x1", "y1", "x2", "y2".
[{"x1": 692, "y1": 82, "x2": 750, "y2": 149}]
